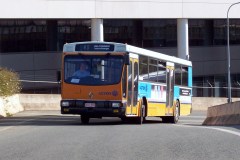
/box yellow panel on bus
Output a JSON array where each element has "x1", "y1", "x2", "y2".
[{"x1": 147, "y1": 102, "x2": 166, "y2": 116}]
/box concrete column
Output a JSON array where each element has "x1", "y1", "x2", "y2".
[
  {"x1": 177, "y1": 19, "x2": 189, "y2": 60},
  {"x1": 91, "y1": 19, "x2": 104, "y2": 41}
]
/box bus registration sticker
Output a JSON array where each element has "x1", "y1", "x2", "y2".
[
  {"x1": 85, "y1": 103, "x2": 96, "y2": 107},
  {"x1": 71, "y1": 78, "x2": 80, "y2": 83}
]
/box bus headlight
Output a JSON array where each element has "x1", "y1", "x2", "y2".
[
  {"x1": 61, "y1": 101, "x2": 70, "y2": 107},
  {"x1": 112, "y1": 102, "x2": 122, "y2": 108}
]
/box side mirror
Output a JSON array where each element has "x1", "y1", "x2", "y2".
[
  {"x1": 57, "y1": 71, "x2": 61, "y2": 82},
  {"x1": 124, "y1": 54, "x2": 130, "y2": 65}
]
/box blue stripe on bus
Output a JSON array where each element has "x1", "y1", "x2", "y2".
[
  {"x1": 188, "y1": 67, "x2": 192, "y2": 87},
  {"x1": 138, "y1": 82, "x2": 152, "y2": 98},
  {"x1": 174, "y1": 86, "x2": 180, "y2": 100}
]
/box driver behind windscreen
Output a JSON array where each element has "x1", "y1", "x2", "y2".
[{"x1": 72, "y1": 62, "x2": 90, "y2": 78}]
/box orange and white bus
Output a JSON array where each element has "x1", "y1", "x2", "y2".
[{"x1": 60, "y1": 41, "x2": 192, "y2": 124}]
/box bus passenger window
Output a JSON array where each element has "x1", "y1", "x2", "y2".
[
  {"x1": 122, "y1": 66, "x2": 127, "y2": 98},
  {"x1": 148, "y1": 58, "x2": 158, "y2": 82},
  {"x1": 182, "y1": 67, "x2": 188, "y2": 86},
  {"x1": 139, "y1": 55, "x2": 148, "y2": 81},
  {"x1": 175, "y1": 64, "x2": 182, "y2": 85},
  {"x1": 149, "y1": 65, "x2": 158, "y2": 82},
  {"x1": 158, "y1": 61, "x2": 166, "y2": 83}
]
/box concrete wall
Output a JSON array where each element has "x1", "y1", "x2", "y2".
[
  {"x1": 19, "y1": 94, "x2": 60, "y2": 111},
  {"x1": 19, "y1": 95, "x2": 240, "y2": 112},
  {"x1": 0, "y1": 95, "x2": 24, "y2": 117},
  {"x1": 1, "y1": 94, "x2": 240, "y2": 117},
  {"x1": 0, "y1": 0, "x2": 240, "y2": 19},
  {"x1": 203, "y1": 101, "x2": 240, "y2": 125},
  {"x1": 192, "y1": 97, "x2": 240, "y2": 111}
]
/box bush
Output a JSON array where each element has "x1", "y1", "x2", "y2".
[{"x1": 0, "y1": 68, "x2": 21, "y2": 97}]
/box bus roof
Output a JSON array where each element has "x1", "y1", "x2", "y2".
[{"x1": 63, "y1": 41, "x2": 192, "y2": 67}]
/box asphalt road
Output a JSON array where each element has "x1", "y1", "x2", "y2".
[{"x1": 0, "y1": 110, "x2": 240, "y2": 160}]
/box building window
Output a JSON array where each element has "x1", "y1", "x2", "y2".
[
  {"x1": 104, "y1": 19, "x2": 133, "y2": 45},
  {"x1": 142, "y1": 19, "x2": 177, "y2": 47},
  {"x1": 189, "y1": 20, "x2": 205, "y2": 46},
  {"x1": 57, "y1": 20, "x2": 91, "y2": 51},
  {"x1": 0, "y1": 20, "x2": 47, "y2": 52}
]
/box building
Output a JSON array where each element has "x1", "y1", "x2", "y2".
[{"x1": 0, "y1": 0, "x2": 240, "y2": 97}]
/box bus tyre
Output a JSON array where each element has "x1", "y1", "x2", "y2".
[
  {"x1": 171, "y1": 101, "x2": 180, "y2": 123},
  {"x1": 137, "y1": 105, "x2": 145, "y2": 125},
  {"x1": 121, "y1": 116, "x2": 127, "y2": 123},
  {"x1": 81, "y1": 115, "x2": 90, "y2": 124}
]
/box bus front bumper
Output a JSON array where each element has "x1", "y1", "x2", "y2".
[{"x1": 60, "y1": 100, "x2": 126, "y2": 118}]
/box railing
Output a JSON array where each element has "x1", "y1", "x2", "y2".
[
  {"x1": 192, "y1": 85, "x2": 240, "y2": 97},
  {"x1": 18, "y1": 79, "x2": 240, "y2": 97}
]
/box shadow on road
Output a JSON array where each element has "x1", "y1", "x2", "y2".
[{"x1": 0, "y1": 113, "x2": 171, "y2": 127}]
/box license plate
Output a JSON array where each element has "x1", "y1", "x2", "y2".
[
  {"x1": 113, "y1": 109, "x2": 119, "y2": 113},
  {"x1": 85, "y1": 103, "x2": 96, "y2": 107}
]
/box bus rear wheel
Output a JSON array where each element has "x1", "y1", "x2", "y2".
[
  {"x1": 161, "y1": 101, "x2": 180, "y2": 123},
  {"x1": 170, "y1": 101, "x2": 180, "y2": 123},
  {"x1": 81, "y1": 115, "x2": 90, "y2": 124}
]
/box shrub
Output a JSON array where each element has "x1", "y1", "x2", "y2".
[{"x1": 0, "y1": 68, "x2": 21, "y2": 97}]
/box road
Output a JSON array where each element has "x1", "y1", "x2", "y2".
[{"x1": 0, "y1": 110, "x2": 240, "y2": 160}]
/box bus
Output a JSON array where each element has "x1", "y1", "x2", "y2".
[{"x1": 60, "y1": 41, "x2": 192, "y2": 124}]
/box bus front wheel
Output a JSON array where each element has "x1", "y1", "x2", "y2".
[
  {"x1": 137, "y1": 104, "x2": 145, "y2": 125},
  {"x1": 81, "y1": 115, "x2": 90, "y2": 124}
]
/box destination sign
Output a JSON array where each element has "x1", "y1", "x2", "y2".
[
  {"x1": 180, "y1": 88, "x2": 191, "y2": 96},
  {"x1": 75, "y1": 43, "x2": 115, "y2": 52}
]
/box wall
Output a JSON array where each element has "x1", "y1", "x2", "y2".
[
  {"x1": 0, "y1": 95, "x2": 24, "y2": 117},
  {"x1": 1, "y1": 94, "x2": 240, "y2": 117},
  {"x1": 18, "y1": 95, "x2": 240, "y2": 112},
  {"x1": 0, "y1": 52, "x2": 62, "y2": 90},
  {"x1": 192, "y1": 97, "x2": 240, "y2": 110}
]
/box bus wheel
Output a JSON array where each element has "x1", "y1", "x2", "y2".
[
  {"x1": 121, "y1": 116, "x2": 127, "y2": 123},
  {"x1": 137, "y1": 105, "x2": 145, "y2": 125},
  {"x1": 81, "y1": 115, "x2": 90, "y2": 124},
  {"x1": 171, "y1": 101, "x2": 180, "y2": 123}
]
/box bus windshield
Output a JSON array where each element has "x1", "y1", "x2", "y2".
[{"x1": 64, "y1": 55, "x2": 124, "y2": 85}]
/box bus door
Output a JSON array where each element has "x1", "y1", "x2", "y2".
[
  {"x1": 166, "y1": 62, "x2": 174, "y2": 115},
  {"x1": 126, "y1": 58, "x2": 139, "y2": 116}
]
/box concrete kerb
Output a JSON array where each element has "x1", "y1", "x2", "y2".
[{"x1": 202, "y1": 101, "x2": 240, "y2": 126}]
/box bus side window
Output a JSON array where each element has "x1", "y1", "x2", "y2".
[
  {"x1": 149, "y1": 58, "x2": 158, "y2": 82},
  {"x1": 158, "y1": 61, "x2": 166, "y2": 83},
  {"x1": 182, "y1": 67, "x2": 188, "y2": 86},
  {"x1": 175, "y1": 64, "x2": 182, "y2": 85},
  {"x1": 139, "y1": 55, "x2": 148, "y2": 81},
  {"x1": 122, "y1": 66, "x2": 127, "y2": 98}
]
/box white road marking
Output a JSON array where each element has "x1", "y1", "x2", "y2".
[
  {"x1": 0, "y1": 119, "x2": 36, "y2": 132},
  {"x1": 175, "y1": 124, "x2": 240, "y2": 137},
  {"x1": 180, "y1": 116, "x2": 206, "y2": 118}
]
